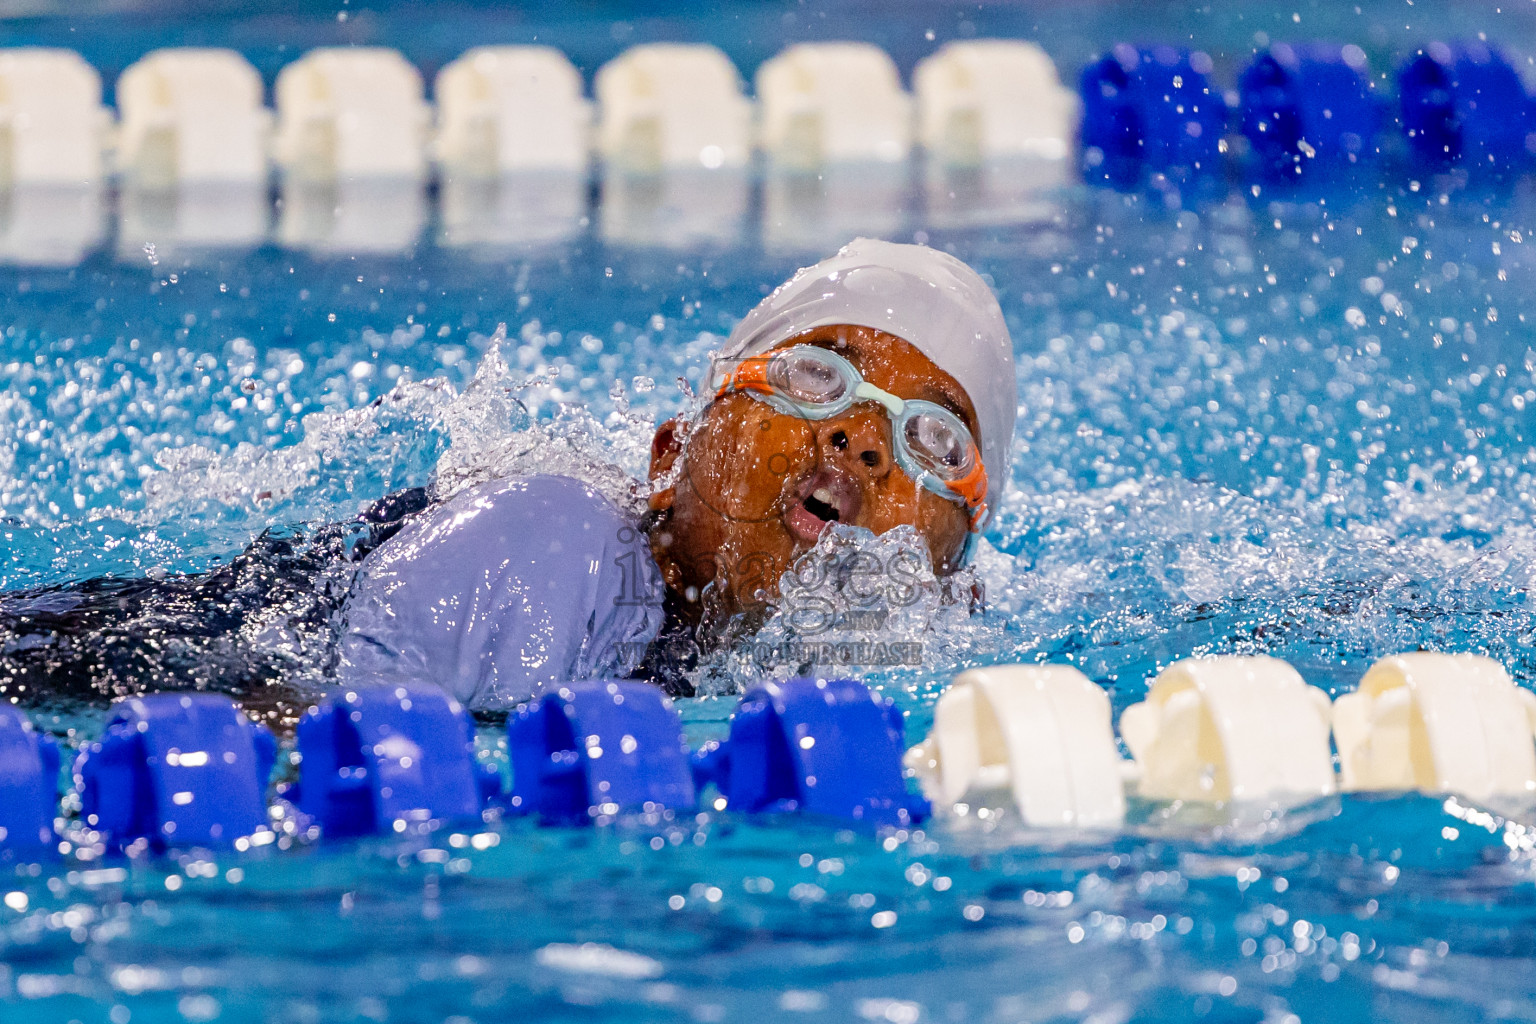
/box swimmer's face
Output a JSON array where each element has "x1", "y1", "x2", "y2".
[{"x1": 647, "y1": 325, "x2": 978, "y2": 623}]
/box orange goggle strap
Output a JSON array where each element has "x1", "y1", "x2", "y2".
[
  {"x1": 715, "y1": 356, "x2": 775, "y2": 399},
  {"x1": 944, "y1": 457, "x2": 989, "y2": 531},
  {"x1": 945, "y1": 457, "x2": 988, "y2": 509}
]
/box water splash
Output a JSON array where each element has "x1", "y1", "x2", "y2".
[
  {"x1": 691, "y1": 523, "x2": 1005, "y2": 697},
  {"x1": 139, "y1": 325, "x2": 658, "y2": 528},
  {"x1": 432, "y1": 326, "x2": 650, "y2": 515},
  {"x1": 143, "y1": 379, "x2": 456, "y2": 515},
  {"x1": 983, "y1": 472, "x2": 1536, "y2": 704}
]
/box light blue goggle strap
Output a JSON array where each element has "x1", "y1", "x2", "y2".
[{"x1": 851, "y1": 380, "x2": 906, "y2": 416}]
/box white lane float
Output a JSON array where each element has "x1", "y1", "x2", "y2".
[
  {"x1": 1119, "y1": 655, "x2": 1336, "y2": 804},
  {"x1": 434, "y1": 46, "x2": 590, "y2": 247},
  {"x1": 756, "y1": 42, "x2": 913, "y2": 250},
  {"x1": 116, "y1": 48, "x2": 270, "y2": 186},
  {"x1": 435, "y1": 45, "x2": 591, "y2": 175},
  {"x1": 115, "y1": 49, "x2": 270, "y2": 255},
  {"x1": 273, "y1": 47, "x2": 430, "y2": 181},
  {"x1": 1334, "y1": 652, "x2": 1536, "y2": 801},
  {"x1": 0, "y1": 48, "x2": 107, "y2": 265},
  {"x1": 596, "y1": 44, "x2": 752, "y2": 247},
  {"x1": 912, "y1": 40, "x2": 1075, "y2": 230},
  {"x1": 595, "y1": 43, "x2": 751, "y2": 172},
  {"x1": 274, "y1": 48, "x2": 428, "y2": 253},
  {"x1": 913, "y1": 40, "x2": 1078, "y2": 165},
  {"x1": 907, "y1": 664, "x2": 1126, "y2": 827},
  {"x1": 0, "y1": 48, "x2": 109, "y2": 186},
  {"x1": 756, "y1": 42, "x2": 913, "y2": 169}
]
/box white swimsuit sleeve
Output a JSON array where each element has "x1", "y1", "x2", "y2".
[{"x1": 337, "y1": 475, "x2": 664, "y2": 709}]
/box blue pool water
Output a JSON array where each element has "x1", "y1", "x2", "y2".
[{"x1": 4, "y1": 1, "x2": 1536, "y2": 1022}]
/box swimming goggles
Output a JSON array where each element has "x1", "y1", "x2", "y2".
[{"x1": 713, "y1": 345, "x2": 989, "y2": 530}]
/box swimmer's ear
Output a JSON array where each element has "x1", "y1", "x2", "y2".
[{"x1": 648, "y1": 418, "x2": 683, "y2": 511}]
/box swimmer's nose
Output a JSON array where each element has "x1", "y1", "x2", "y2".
[{"x1": 821, "y1": 412, "x2": 891, "y2": 478}]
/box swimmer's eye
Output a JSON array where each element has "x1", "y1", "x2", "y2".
[{"x1": 769, "y1": 350, "x2": 849, "y2": 405}]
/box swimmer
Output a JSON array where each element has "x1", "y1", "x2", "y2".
[
  {"x1": 336, "y1": 238, "x2": 1015, "y2": 704},
  {"x1": 0, "y1": 239, "x2": 1015, "y2": 713}
]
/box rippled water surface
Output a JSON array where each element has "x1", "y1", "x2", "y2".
[{"x1": 6, "y1": 1, "x2": 1536, "y2": 1021}]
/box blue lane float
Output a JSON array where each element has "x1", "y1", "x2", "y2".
[
  {"x1": 507, "y1": 680, "x2": 695, "y2": 822},
  {"x1": 295, "y1": 683, "x2": 493, "y2": 837},
  {"x1": 1079, "y1": 44, "x2": 1227, "y2": 186},
  {"x1": 1239, "y1": 43, "x2": 1380, "y2": 178},
  {"x1": 693, "y1": 676, "x2": 928, "y2": 828},
  {"x1": 74, "y1": 693, "x2": 276, "y2": 850},
  {"x1": 0, "y1": 704, "x2": 60, "y2": 856},
  {"x1": 1399, "y1": 42, "x2": 1534, "y2": 170}
]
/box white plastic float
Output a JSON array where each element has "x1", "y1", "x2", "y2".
[
  {"x1": 907, "y1": 664, "x2": 1126, "y2": 827},
  {"x1": 913, "y1": 40, "x2": 1078, "y2": 165},
  {"x1": 434, "y1": 46, "x2": 589, "y2": 247},
  {"x1": 0, "y1": 48, "x2": 109, "y2": 186},
  {"x1": 1334, "y1": 652, "x2": 1536, "y2": 801},
  {"x1": 756, "y1": 42, "x2": 913, "y2": 168},
  {"x1": 0, "y1": 49, "x2": 107, "y2": 265},
  {"x1": 273, "y1": 48, "x2": 428, "y2": 253},
  {"x1": 273, "y1": 47, "x2": 430, "y2": 181},
  {"x1": 116, "y1": 48, "x2": 270, "y2": 185},
  {"x1": 756, "y1": 43, "x2": 912, "y2": 251},
  {"x1": 1119, "y1": 655, "x2": 1336, "y2": 803},
  {"x1": 114, "y1": 49, "x2": 270, "y2": 256},
  {"x1": 913, "y1": 41, "x2": 1075, "y2": 230},
  {"x1": 435, "y1": 45, "x2": 590, "y2": 175},
  {"x1": 595, "y1": 44, "x2": 751, "y2": 171},
  {"x1": 596, "y1": 44, "x2": 752, "y2": 247}
]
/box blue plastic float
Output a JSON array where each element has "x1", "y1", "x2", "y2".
[
  {"x1": 1, "y1": 678, "x2": 930, "y2": 850},
  {"x1": 295, "y1": 683, "x2": 494, "y2": 837},
  {"x1": 0, "y1": 703, "x2": 60, "y2": 856},
  {"x1": 1079, "y1": 44, "x2": 1227, "y2": 186},
  {"x1": 507, "y1": 680, "x2": 695, "y2": 822},
  {"x1": 74, "y1": 693, "x2": 275, "y2": 849},
  {"x1": 693, "y1": 676, "x2": 928, "y2": 828},
  {"x1": 1399, "y1": 42, "x2": 1533, "y2": 170},
  {"x1": 1239, "y1": 43, "x2": 1380, "y2": 178}
]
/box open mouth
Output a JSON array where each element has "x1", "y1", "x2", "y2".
[{"x1": 783, "y1": 467, "x2": 862, "y2": 546}]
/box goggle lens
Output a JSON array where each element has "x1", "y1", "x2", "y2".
[
  {"x1": 768, "y1": 349, "x2": 850, "y2": 405},
  {"x1": 903, "y1": 409, "x2": 974, "y2": 478}
]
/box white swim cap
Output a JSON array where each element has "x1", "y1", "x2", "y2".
[{"x1": 715, "y1": 238, "x2": 1017, "y2": 517}]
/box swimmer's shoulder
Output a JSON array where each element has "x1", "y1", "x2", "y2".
[
  {"x1": 432, "y1": 473, "x2": 631, "y2": 529},
  {"x1": 363, "y1": 473, "x2": 640, "y2": 567}
]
